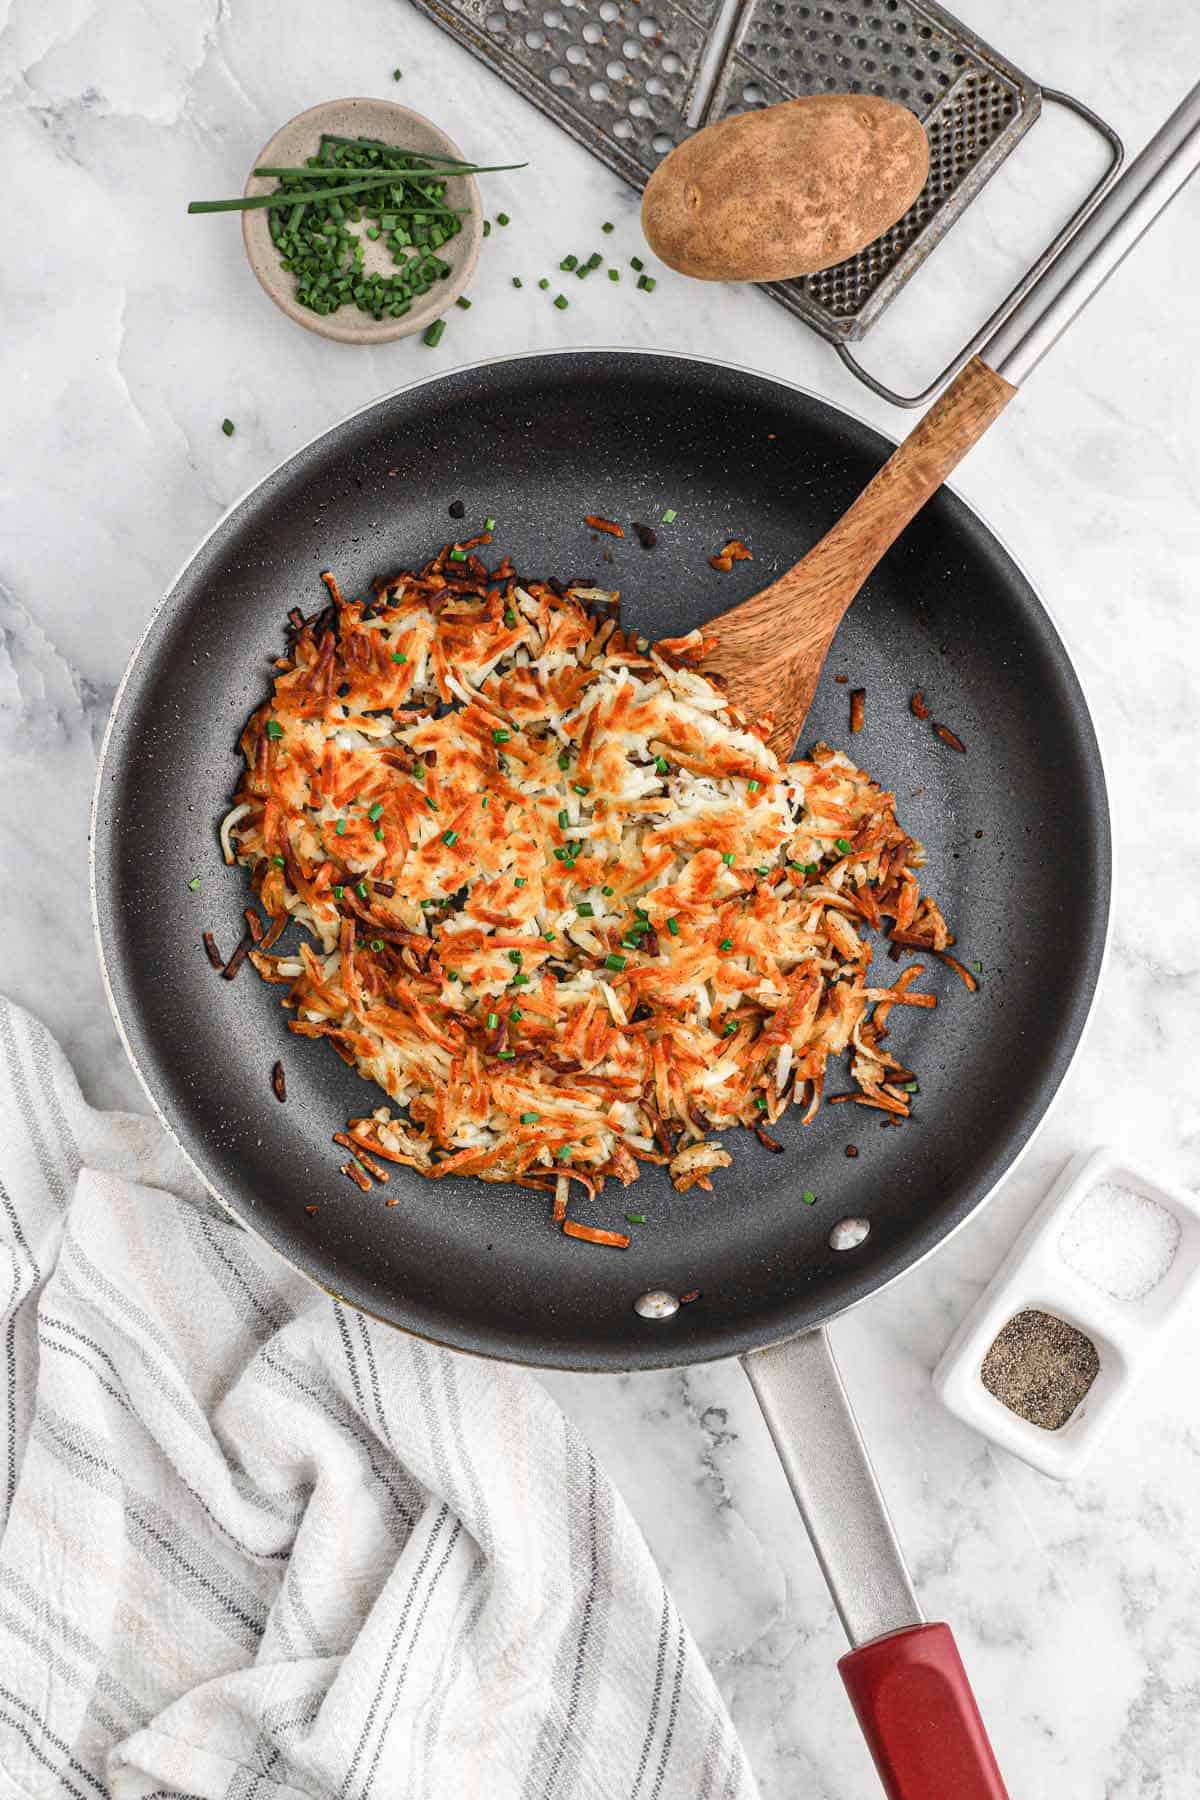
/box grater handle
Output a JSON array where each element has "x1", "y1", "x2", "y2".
[{"x1": 983, "y1": 77, "x2": 1200, "y2": 385}]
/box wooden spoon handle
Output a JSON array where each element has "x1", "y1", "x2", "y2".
[
  {"x1": 703, "y1": 356, "x2": 1018, "y2": 757},
  {"x1": 771, "y1": 355, "x2": 1017, "y2": 624}
]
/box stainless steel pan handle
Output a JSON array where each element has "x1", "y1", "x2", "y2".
[{"x1": 744, "y1": 1331, "x2": 1009, "y2": 1800}]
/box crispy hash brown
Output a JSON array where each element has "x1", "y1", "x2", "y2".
[{"x1": 223, "y1": 547, "x2": 953, "y2": 1213}]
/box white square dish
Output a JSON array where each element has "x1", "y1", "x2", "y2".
[{"x1": 932, "y1": 1148, "x2": 1200, "y2": 1479}]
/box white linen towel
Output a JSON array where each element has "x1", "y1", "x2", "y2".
[{"x1": 0, "y1": 998, "x2": 757, "y2": 1800}]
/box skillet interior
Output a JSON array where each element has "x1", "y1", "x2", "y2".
[{"x1": 93, "y1": 351, "x2": 1110, "y2": 1369}]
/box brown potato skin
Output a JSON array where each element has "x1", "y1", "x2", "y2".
[{"x1": 640, "y1": 95, "x2": 929, "y2": 281}]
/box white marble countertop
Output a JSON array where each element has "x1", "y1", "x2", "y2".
[{"x1": 3, "y1": 0, "x2": 1200, "y2": 1792}]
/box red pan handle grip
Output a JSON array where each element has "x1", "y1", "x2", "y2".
[{"x1": 839, "y1": 1622, "x2": 1009, "y2": 1800}]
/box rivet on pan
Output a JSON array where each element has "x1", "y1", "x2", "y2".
[
  {"x1": 829, "y1": 1216, "x2": 871, "y2": 1251},
  {"x1": 634, "y1": 1289, "x2": 679, "y2": 1319}
]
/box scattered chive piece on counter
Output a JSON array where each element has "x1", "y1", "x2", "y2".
[
  {"x1": 393, "y1": 68, "x2": 402, "y2": 79},
  {"x1": 560, "y1": 254, "x2": 578, "y2": 270},
  {"x1": 512, "y1": 276, "x2": 523, "y2": 288},
  {"x1": 456, "y1": 296, "x2": 472, "y2": 310},
  {"x1": 602, "y1": 220, "x2": 614, "y2": 232},
  {"x1": 553, "y1": 294, "x2": 568, "y2": 310},
  {"x1": 221, "y1": 418, "x2": 235, "y2": 436},
  {"x1": 423, "y1": 320, "x2": 446, "y2": 348},
  {"x1": 538, "y1": 277, "x2": 549, "y2": 290},
  {"x1": 497, "y1": 212, "x2": 510, "y2": 226},
  {"x1": 608, "y1": 268, "x2": 619, "y2": 282},
  {"x1": 630, "y1": 255, "x2": 644, "y2": 271},
  {"x1": 483, "y1": 219, "x2": 491, "y2": 237}
]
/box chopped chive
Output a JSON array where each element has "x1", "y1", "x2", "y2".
[
  {"x1": 604, "y1": 952, "x2": 626, "y2": 972},
  {"x1": 835, "y1": 837, "x2": 854, "y2": 855},
  {"x1": 755, "y1": 1096, "x2": 768, "y2": 1111},
  {"x1": 220, "y1": 418, "x2": 235, "y2": 438},
  {"x1": 576, "y1": 901, "x2": 595, "y2": 917},
  {"x1": 747, "y1": 779, "x2": 759, "y2": 794},
  {"x1": 514, "y1": 876, "x2": 527, "y2": 888},
  {"x1": 393, "y1": 67, "x2": 402, "y2": 79},
  {"x1": 756, "y1": 865, "x2": 769, "y2": 876},
  {"x1": 485, "y1": 516, "x2": 497, "y2": 531},
  {"x1": 370, "y1": 936, "x2": 385, "y2": 950},
  {"x1": 719, "y1": 937, "x2": 733, "y2": 951},
  {"x1": 512, "y1": 972, "x2": 530, "y2": 986},
  {"x1": 553, "y1": 847, "x2": 568, "y2": 861},
  {"x1": 972, "y1": 960, "x2": 983, "y2": 972},
  {"x1": 654, "y1": 755, "x2": 669, "y2": 775},
  {"x1": 560, "y1": 254, "x2": 578, "y2": 270},
  {"x1": 368, "y1": 802, "x2": 384, "y2": 821},
  {"x1": 520, "y1": 1111, "x2": 540, "y2": 1124},
  {"x1": 557, "y1": 751, "x2": 571, "y2": 770},
  {"x1": 666, "y1": 916, "x2": 679, "y2": 936},
  {"x1": 661, "y1": 508, "x2": 677, "y2": 523},
  {"x1": 497, "y1": 212, "x2": 510, "y2": 226},
  {"x1": 553, "y1": 294, "x2": 568, "y2": 310},
  {"x1": 556, "y1": 1144, "x2": 572, "y2": 1160},
  {"x1": 493, "y1": 727, "x2": 511, "y2": 744},
  {"x1": 723, "y1": 1021, "x2": 738, "y2": 1036},
  {"x1": 508, "y1": 950, "x2": 523, "y2": 964},
  {"x1": 272, "y1": 855, "x2": 286, "y2": 867},
  {"x1": 602, "y1": 221, "x2": 614, "y2": 233},
  {"x1": 448, "y1": 547, "x2": 467, "y2": 562},
  {"x1": 456, "y1": 296, "x2": 472, "y2": 310},
  {"x1": 422, "y1": 319, "x2": 446, "y2": 347},
  {"x1": 585, "y1": 251, "x2": 602, "y2": 269},
  {"x1": 333, "y1": 884, "x2": 344, "y2": 899},
  {"x1": 630, "y1": 255, "x2": 644, "y2": 271},
  {"x1": 373, "y1": 825, "x2": 384, "y2": 840},
  {"x1": 486, "y1": 1011, "x2": 499, "y2": 1029},
  {"x1": 187, "y1": 875, "x2": 201, "y2": 892},
  {"x1": 425, "y1": 795, "x2": 438, "y2": 811},
  {"x1": 573, "y1": 782, "x2": 589, "y2": 796},
  {"x1": 510, "y1": 1007, "x2": 522, "y2": 1020},
  {"x1": 538, "y1": 277, "x2": 549, "y2": 289},
  {"x1": 608, "y1": 268, "x2": 619, "y2": 282},
  {"x1": 356, "y1": 881, "x2": 368, "y2": 899},
  {"x1": 512, "y1": 276, "x2": 523, "y2": 288},
  {"x1": 335, "y1": 818, "x2": 347, "y2": 835},
  {"x1": 543, "y1": 931, "x2": 555, "y2": 942},
  {"x1": 504, "y1": 608, "x2": 517, "y2": 626},
  {"x1": 558, "y1": 809, "x2": 570, "y2": 830},
  {"x1": 602, "y1": 885, "x2": 615, "y2": 896},
  {"x1": 442, "y1": 829, "x2": 458, "y2": 846},
  {"x1": 497, "y1": 1048, "x2": 515, "y2": 1059},
  {"x1": 390, "y1": 650, "x2": 407, "y2": 663},
  {"x1": 447, "y1": 970, "x2": 459, "y2": 981},
  {"x1": 802, "y1": 1190, "x2": 817, "y2": 1206},
  {"x1": 721, "y1": 851, "x2": 734, "y2": 866},
  {"x1": 481, "y1": 796, "x2": 489, "y2": 809},
  {"x1": 483, "y1": 219, "x2": 491, "y2": 237},
  {"x1": 637, "y1": 274, "x2": 656, "y2": 292},
  {"x1": 626, "y1": 1212, "x2": 646, "y2": 1224},
  {"x1": 265, "y1": 719, "x2": 284, "y2": 739},
  {"x1": 903, "y1": 1080, "x2": 919, "y2": 1094}
]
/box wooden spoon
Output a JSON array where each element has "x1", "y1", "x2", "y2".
[
  {"x1": 700, "y1": 76, "x2": 1200, "y2": 759},
  {"x1": 702, "y1": 356, "x2": 1015, "y2": 759}
]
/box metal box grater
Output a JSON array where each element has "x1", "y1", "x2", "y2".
[{"x1": 409, "y1": 0, "x2": 1122, "y2": 405}]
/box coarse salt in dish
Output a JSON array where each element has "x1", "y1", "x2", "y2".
[{"x1": 1058, "y1": 1182, "x2": 1181, "y2": 1301}]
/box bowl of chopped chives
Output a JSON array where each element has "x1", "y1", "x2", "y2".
[{"x1": 237, "y1": 99, "x2": 486, "y2": 344}]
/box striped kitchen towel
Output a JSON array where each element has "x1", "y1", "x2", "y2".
[{"x1": 0, "y1": 998, "x2": 756, "y2": 1800}]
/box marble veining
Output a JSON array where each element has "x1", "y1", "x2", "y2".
[{"x1": 3, "y1": 0, "x2": 1200, "y2": 1792}]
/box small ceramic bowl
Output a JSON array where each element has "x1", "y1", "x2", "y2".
[
  {"x1": 242, "y1": 98, "x2": 483, "y2": 344},
  {"x1": 933, "y1": 1148, "x2": 1200, "y2": 1479}
]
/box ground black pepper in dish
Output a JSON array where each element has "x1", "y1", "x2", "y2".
[{"x1": 981, "y1": 1309, "x2": 1099, "y2": 1430}]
